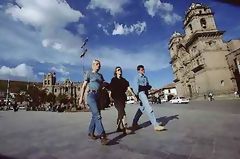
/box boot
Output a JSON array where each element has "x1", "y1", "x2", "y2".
[
  {"x1": 88, "y1": 133, "x2": 97, "y2": 140},
  {"x1": 100, "y1": 134, "x2": 110, "y2": 145}
]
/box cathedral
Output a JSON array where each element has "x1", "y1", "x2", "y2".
[
  {"x1": 42, "y1": 72, "x2": 82, "y2": 103},
  {"x1": 169, "y1": 3, "x2": 240, "y2": 98}
]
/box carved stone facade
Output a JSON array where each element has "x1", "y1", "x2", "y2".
[
  {"x1": 169, "y1": 3, "x2": 238, "y2": 98},
  {"x1": 42, "y1": 72, "x2": 82, "y2": 102},
  {"x1": 226, "y1": 40, "x2": 240, "y2": 92}
]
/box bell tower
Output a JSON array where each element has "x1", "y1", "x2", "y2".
[{"x1": 184, "y1": 3, "x2": 217, "y2": 38}]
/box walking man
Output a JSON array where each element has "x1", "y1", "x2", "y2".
[
  {"x1": 79, "y1": 59, "x2": 110, "y2": 145},
  {"x1": 132, "y1": 65, "x2": 165, "y2": 131}
]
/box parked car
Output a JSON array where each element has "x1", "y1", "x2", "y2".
[
  {"x1": 18, "y1": 105, "x2": 26, "y2": 110},
  {"x1": 170, "y1": 97, "x2": 189, "y2": 104}
]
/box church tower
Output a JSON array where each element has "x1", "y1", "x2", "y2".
[
  {"x1": 43, "y1": 72, "x2": 56, "y2": 93},
  {"x1": 169, "y1": 3, "x2": 234, "y2": 98}
]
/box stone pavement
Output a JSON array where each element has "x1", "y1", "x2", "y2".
[{"x1": 0, "y1": 100, "x2": 240, "y2": 159}]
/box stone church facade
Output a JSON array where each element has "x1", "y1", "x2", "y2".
[
  {"x1": 42, "y1": 72, "x2": 82, "y2": 103},
  {"x1": 169, "y1": 3, "x2": 240, "y2": 98}
]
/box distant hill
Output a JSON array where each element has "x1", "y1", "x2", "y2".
[{"x1": 0, "y1": 80, "x2": 42, "y2": 93}]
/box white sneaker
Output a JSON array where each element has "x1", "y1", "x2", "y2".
[{"x1": 154, "y1": 125, "x2": 165, "y2": 131}]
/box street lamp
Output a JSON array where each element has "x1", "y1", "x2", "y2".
[{"x1": 80, "y1": 37, "x2": 89, "y2": 76}]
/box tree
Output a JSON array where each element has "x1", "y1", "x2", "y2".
[
  {"x1": 46, "y1": 93, "x2": 56, "y2": 104},
  {"x1": 14, "y1": 93, "x2": 25, "y2": 103},
  {"x1": 56, "y1": 94, "x2": 68, "y2": 104}
]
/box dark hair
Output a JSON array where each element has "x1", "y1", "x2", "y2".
[
  {"x1": 114, "y1": 66, "x2": 122, "y2": 77},
  {"x1": 137, "y1": 65, "x2": 144, "y2": 71}
]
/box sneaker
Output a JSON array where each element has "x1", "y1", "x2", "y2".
[
  {"x1": 154, "y1": 125, "x2": 165, "y2": 131},
  {"x1": 88, "y1": 133, "x2": 97, "y2": 140},
  {"x1": 100, "y1": 136, "x2": 110, "y2": 145}
]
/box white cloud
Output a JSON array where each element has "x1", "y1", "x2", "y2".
[
  {"x1": 144, "y1": 0, "x2": 181, "y2": 25},
  {"x1": 98, "y1": 23, "x2": 110, "y2": 35},
  {"x1": 38, "y1": 72, "x2": 45, "y2": 76},
  {"x1": 77, "y1": 24, "x2": 86, "y2": 35},
  {"x1": 5, "y1": 0, "x2": 84, "y2": 54},
  {"x1": 0, "y1": 64, "x2": 37, "y2": 81},
  {"x1": 161, "y1": 13, "x2": 181, "y2": 25},
  {"x1": 112, "y1": 21, "x2": 147, "y2": 35},
  {"x1": 0, "y1": 12, "x2": 82, "y2": 66},
  {"x1": 51, "y1": 66, "x2": 70, "y2": 76},
  {"x1": 87, "y1": 0, "x2": 129, "y2": 16}
]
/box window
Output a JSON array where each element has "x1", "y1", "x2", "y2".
[
  {"x1": 55, "y1": 89, "x2": 57, "y2": 92},
  {"x1": 220, "y1": 80, "x2": 224, "y2": 86},
  {"x1": 189, "y1": 24, "x2": 193, "y2": 33},
  {"x1": 200, "y1": 18, "x2": 207, "y2": 29},
  {"x1": 48, "y1": 80, "x2": 50, "y2": 85},
  {"x1": 196, "y1": 59, "x2": 200, "y2": 65}
]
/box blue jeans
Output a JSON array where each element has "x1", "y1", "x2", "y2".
[
  {"x1": 87, "y1": 92, "x2": 105, "y2": 136},
  {"x1": 133, "y1": 91, "x2": 158, "y2": 127}
]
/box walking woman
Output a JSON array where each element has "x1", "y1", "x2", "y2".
[{"x1": 109, "y1": 66, "x2": 137, "y2": 134}]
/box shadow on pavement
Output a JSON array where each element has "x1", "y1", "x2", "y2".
[
  {"x1": 136, "y1": 114, "x2": 179, "y2": 129},
  {"x1": 0, "y1": 154, "x2": 17, "y2": 159},
  {"x1": 157, "y1": 114, "x2": 179, "y2": 126},
  {"x1": 107, "y1": 133, "x2": 127, "y2": 145},
  {"x1": 107, "y1": 115, "x2": 179, "y2": 145}
]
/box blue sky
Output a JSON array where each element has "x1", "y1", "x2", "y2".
[{"x1": 0, "y1": 0, "x2": 240, "y2": 89}]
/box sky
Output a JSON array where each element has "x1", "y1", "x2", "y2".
[{"x1": 0, "y1": 0, "x2": 240, "y2": 89}]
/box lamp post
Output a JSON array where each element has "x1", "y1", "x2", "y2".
[
  {"x1": 6, "y1": 79, "x2": 10, "y2": 106},
  {"x1": 80, "y1": 37, "x2": 89, "y2": 76}
]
